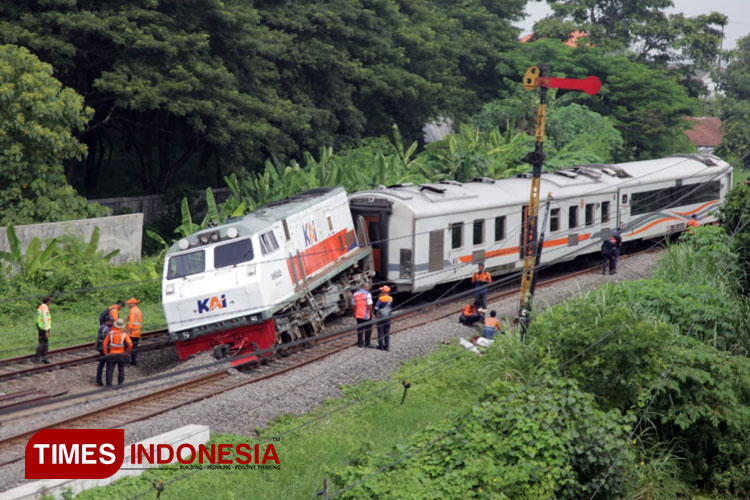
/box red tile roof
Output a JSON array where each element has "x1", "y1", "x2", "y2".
[
  {"x1": 519, "y1": 30, "x2": 589, "y2": 47},
  {"x1": 685, "y1": 117, "x2": 723, "y2": 147}
]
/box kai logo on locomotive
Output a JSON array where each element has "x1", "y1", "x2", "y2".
[
  {"x1": 197, "y1": 294, "x2": 227, "y2": 314},
  {"x1": 302, "y1": 220, "x2": 318, "y2": 247}
]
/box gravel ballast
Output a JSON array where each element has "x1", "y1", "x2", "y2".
[{"x1": 0, "y1": 251, "x2": 660, "y2": 492}]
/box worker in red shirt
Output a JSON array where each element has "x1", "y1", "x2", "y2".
[
  {"x1": 471, "y1": 264, "x2": 492, "y2": 308},
  {"x1": 353, "y1": 283, "x2": 374, "y2": 348},
  {"x1": 103, "y1": 318, "x2": 133, "y2": 386}
]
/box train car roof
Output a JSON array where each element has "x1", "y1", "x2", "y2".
[
  {"x1": 167, "y1": 187, "x2": 344, "y2": 254},
  {"x1": 348, "y1": 154, "x2": 731, "y2": 218}
]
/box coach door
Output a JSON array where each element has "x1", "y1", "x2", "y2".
[{"x1": 349, "y1": 197, "x2": 391, "y2": 279}]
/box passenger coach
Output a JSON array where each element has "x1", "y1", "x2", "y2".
[{"x1": 349, "y1": 154, "x2": 732, "y2": 292}]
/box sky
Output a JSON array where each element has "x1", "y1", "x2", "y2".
[{"x1": 517, "y1": 0, "x2": 750, "y2": 50}]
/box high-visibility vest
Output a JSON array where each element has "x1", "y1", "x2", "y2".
[
  {"x1": 353, "y1": 290, "x2": 371, "y2": 320},
  {"x1": 36, "y1": 304, "x2": 51, "y2": 330},
  {"x1": 108, "y1": 305, "x2": 119, "y2": 321},
  {"x1": 472, "y1": 271, "x2": 492, "y2": 283},
  {"x1": 687, "y1": 218, "x2": 699, "y2": 227},
  {"x1": 375, "y1": 295, "x2": 393, "y2": 318},
  {"x1": 104, "y1": 328, "x2": 132, "y2": 355},
  {"x1": 127, "y1": 306, "x2": 142, "y2": 338},
  {"x1": 463, "y1": 304, "x2": 477, "y2": 316}
]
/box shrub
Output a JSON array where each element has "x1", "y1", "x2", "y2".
[{"x1": 332, "y1": 376, "x2": 634, "y2": 499}]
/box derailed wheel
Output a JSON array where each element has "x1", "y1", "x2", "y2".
[{"x1": 213, "y1": 344, "x2": 230, "y2": 359}]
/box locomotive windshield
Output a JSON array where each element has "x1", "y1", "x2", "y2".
[
  {"x1": 167, "y1": 250, "x2": 205, "y2": 280},
  {"x1": 214, "y1": 238, "x2": 254, "y2": 268}
]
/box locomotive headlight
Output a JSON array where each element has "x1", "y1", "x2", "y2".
[
  {"x1": 199, "y1": 234, "x2": 210, "y2": 245},
  {"x1": 166, "y1": 283, "x2": 175, "y2": 295},
  {"x1": 210, "y1": 231, "x2": 220, "y2": 242},
  {"x1": 246, "y1": 264, "x2": 257, "y2": 276},
  {"x1": 178, "y1": 238, "x2": 189, "y2": 250},
  {"x1": 227, "y1": 227, "x2": 238, "y2": 239}
]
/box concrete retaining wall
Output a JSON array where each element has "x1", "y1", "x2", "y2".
[
  {"x1": 92, "y1": 188, "x2": 231, "y2": 225},
  {"x1": 0, "y1": 214, "x2": 144, "y2": 265}
]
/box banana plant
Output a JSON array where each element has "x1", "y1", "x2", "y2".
[{"x1": 0, "y1": 225, "x2": 59, "y2": 278}]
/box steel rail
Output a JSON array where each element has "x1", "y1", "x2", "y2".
[{"x1": 0, "y1": 249, "x2": 656, "y2": 467}]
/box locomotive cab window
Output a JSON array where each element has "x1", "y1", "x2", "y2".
[
  {"x1": 494, "y1": 216, "x2": 506, "y2": 241},
  {"x1": 214, "y1": 239, "x2": 254, "y2": 268},
  {"x1": 167, "y1": 250, "x2": 205, "y2": 280},
  {"x1": 473, "y1": 219, "x2": 484, "y2": 245},
  {"x1": 451, "y1": 222, "x2": 463, "y2": 249},
  {"x1": 550, "y1": 208, "x2": 560, "y2": 232},
  {"x1": 568, "y1": 206, "x2": 578, "y2": 229},
  {"x1": 601, "y1": 201, "x2": 610, "y2": 223},
  {"x1": 259, "y1": 231, "x2": 279, "y2": 255},
  {"x1": 585, "y1": 203, "x2": 594, "y2": 227}
]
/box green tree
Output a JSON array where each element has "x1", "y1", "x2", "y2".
[
  {"x1": 498, "y1": 39, "x2": 697, "y2": 160},
  {"x1": 0, "y1": 0, "x2": 528, "y2": 196},
  {"x1": 0, "y1": 44, "x2": 106, "y2": 225},
  {"x1": 716, "y1": 34, "x2": 750, "y2": 168},
  {"x1": 543, "y1": 0, "x2": 726, "y2": 74},
  {"x1": 471, "y1": 87, "x2": 624, "y2": 164}
]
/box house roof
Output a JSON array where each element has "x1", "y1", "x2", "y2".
[
  {"x1": 685, "y1": 117, "x2": 723, "y2": 147},
  {"x1": 519, "y1": 30, "x2": 589, "y2": 47}
]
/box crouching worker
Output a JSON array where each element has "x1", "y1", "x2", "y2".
[
  {"x1": 483, "y1": 311, "x2": 503, "y2": 339},
  {"x1": 459, "y1": 300, "x2": 484, "y2": 327},
  {"x1": 103, "y1": 318, "x2": 133, "y2": 386}
]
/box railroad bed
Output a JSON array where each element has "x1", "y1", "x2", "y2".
[
  {"x1": 0, "y1": 329, "x2": 171, "y2": 382},
  {"x1": 0, "y1": 248, "x2": 660, "y2": 469}
]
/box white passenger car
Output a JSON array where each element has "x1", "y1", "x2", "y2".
[{"x1": 349, "y1": 154, "x2": 732, "y2": 292}]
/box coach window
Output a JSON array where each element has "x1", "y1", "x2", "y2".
[
  {"x1": 568, "y1": 206, "x2": 578, "y2": 229},
  {"x1": 585, "y1": 203, "x2": 595, "y2": 227},
  {"x1": 327, "y1": 216, "x2": 333, "y2": 232},
  {"x1": 622, "y1": 194, "x2": 628, "y2": 205},
  {"x1": 494, "y1": 216, "x2": 506, "y2": 241},
  {"x1": 473, "y1": 219, "x2": 484, "y2": 245},
  {"x1": 550, "y1": 208, "x2": 560, "y2": 232},
  {"x1": 451, "y1": 222, "x2": 463, "y2": 249},
  {"x1": 601, "y1": 201, "x2": 610, "y2": 223}
]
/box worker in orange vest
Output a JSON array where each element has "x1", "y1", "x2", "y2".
[
  {"x1": 374, "y1": 286, "x2": 393, "y2": 351},
  {"x1": 687, "y1": 214, "x2": 700, "y2": 234},
  {"x1": 100, "y1": 300, "x2": 125, "y2": 325},
  {"x1": 353, "y1": 283, "x2": 374, "y2": 348},
  {"x1": 483, "y1": 311, "x2": 502, "y2": 339},
  {"x1": 126, "y1": 297, "x2": 142, "y2": 367},
  {"x1": 471, "y1": 264, "x2": 492, "y2": 308},
  {"x1": 459, "y1": 300, "x2": 484, "y2": 327},
  {"x1": 34, "y1": 296, "x2": 52, "y2": 364},
  {"x1": 103, "y1": 318, "x2": 133, "y2": 386}
]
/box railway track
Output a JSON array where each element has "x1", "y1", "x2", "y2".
[
  {"x1": 0, "y1": 329, "x2": 171, "y2": 382},
  {"x1": 0, "y1": 249, "x2": 656, "y2": 468}
]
